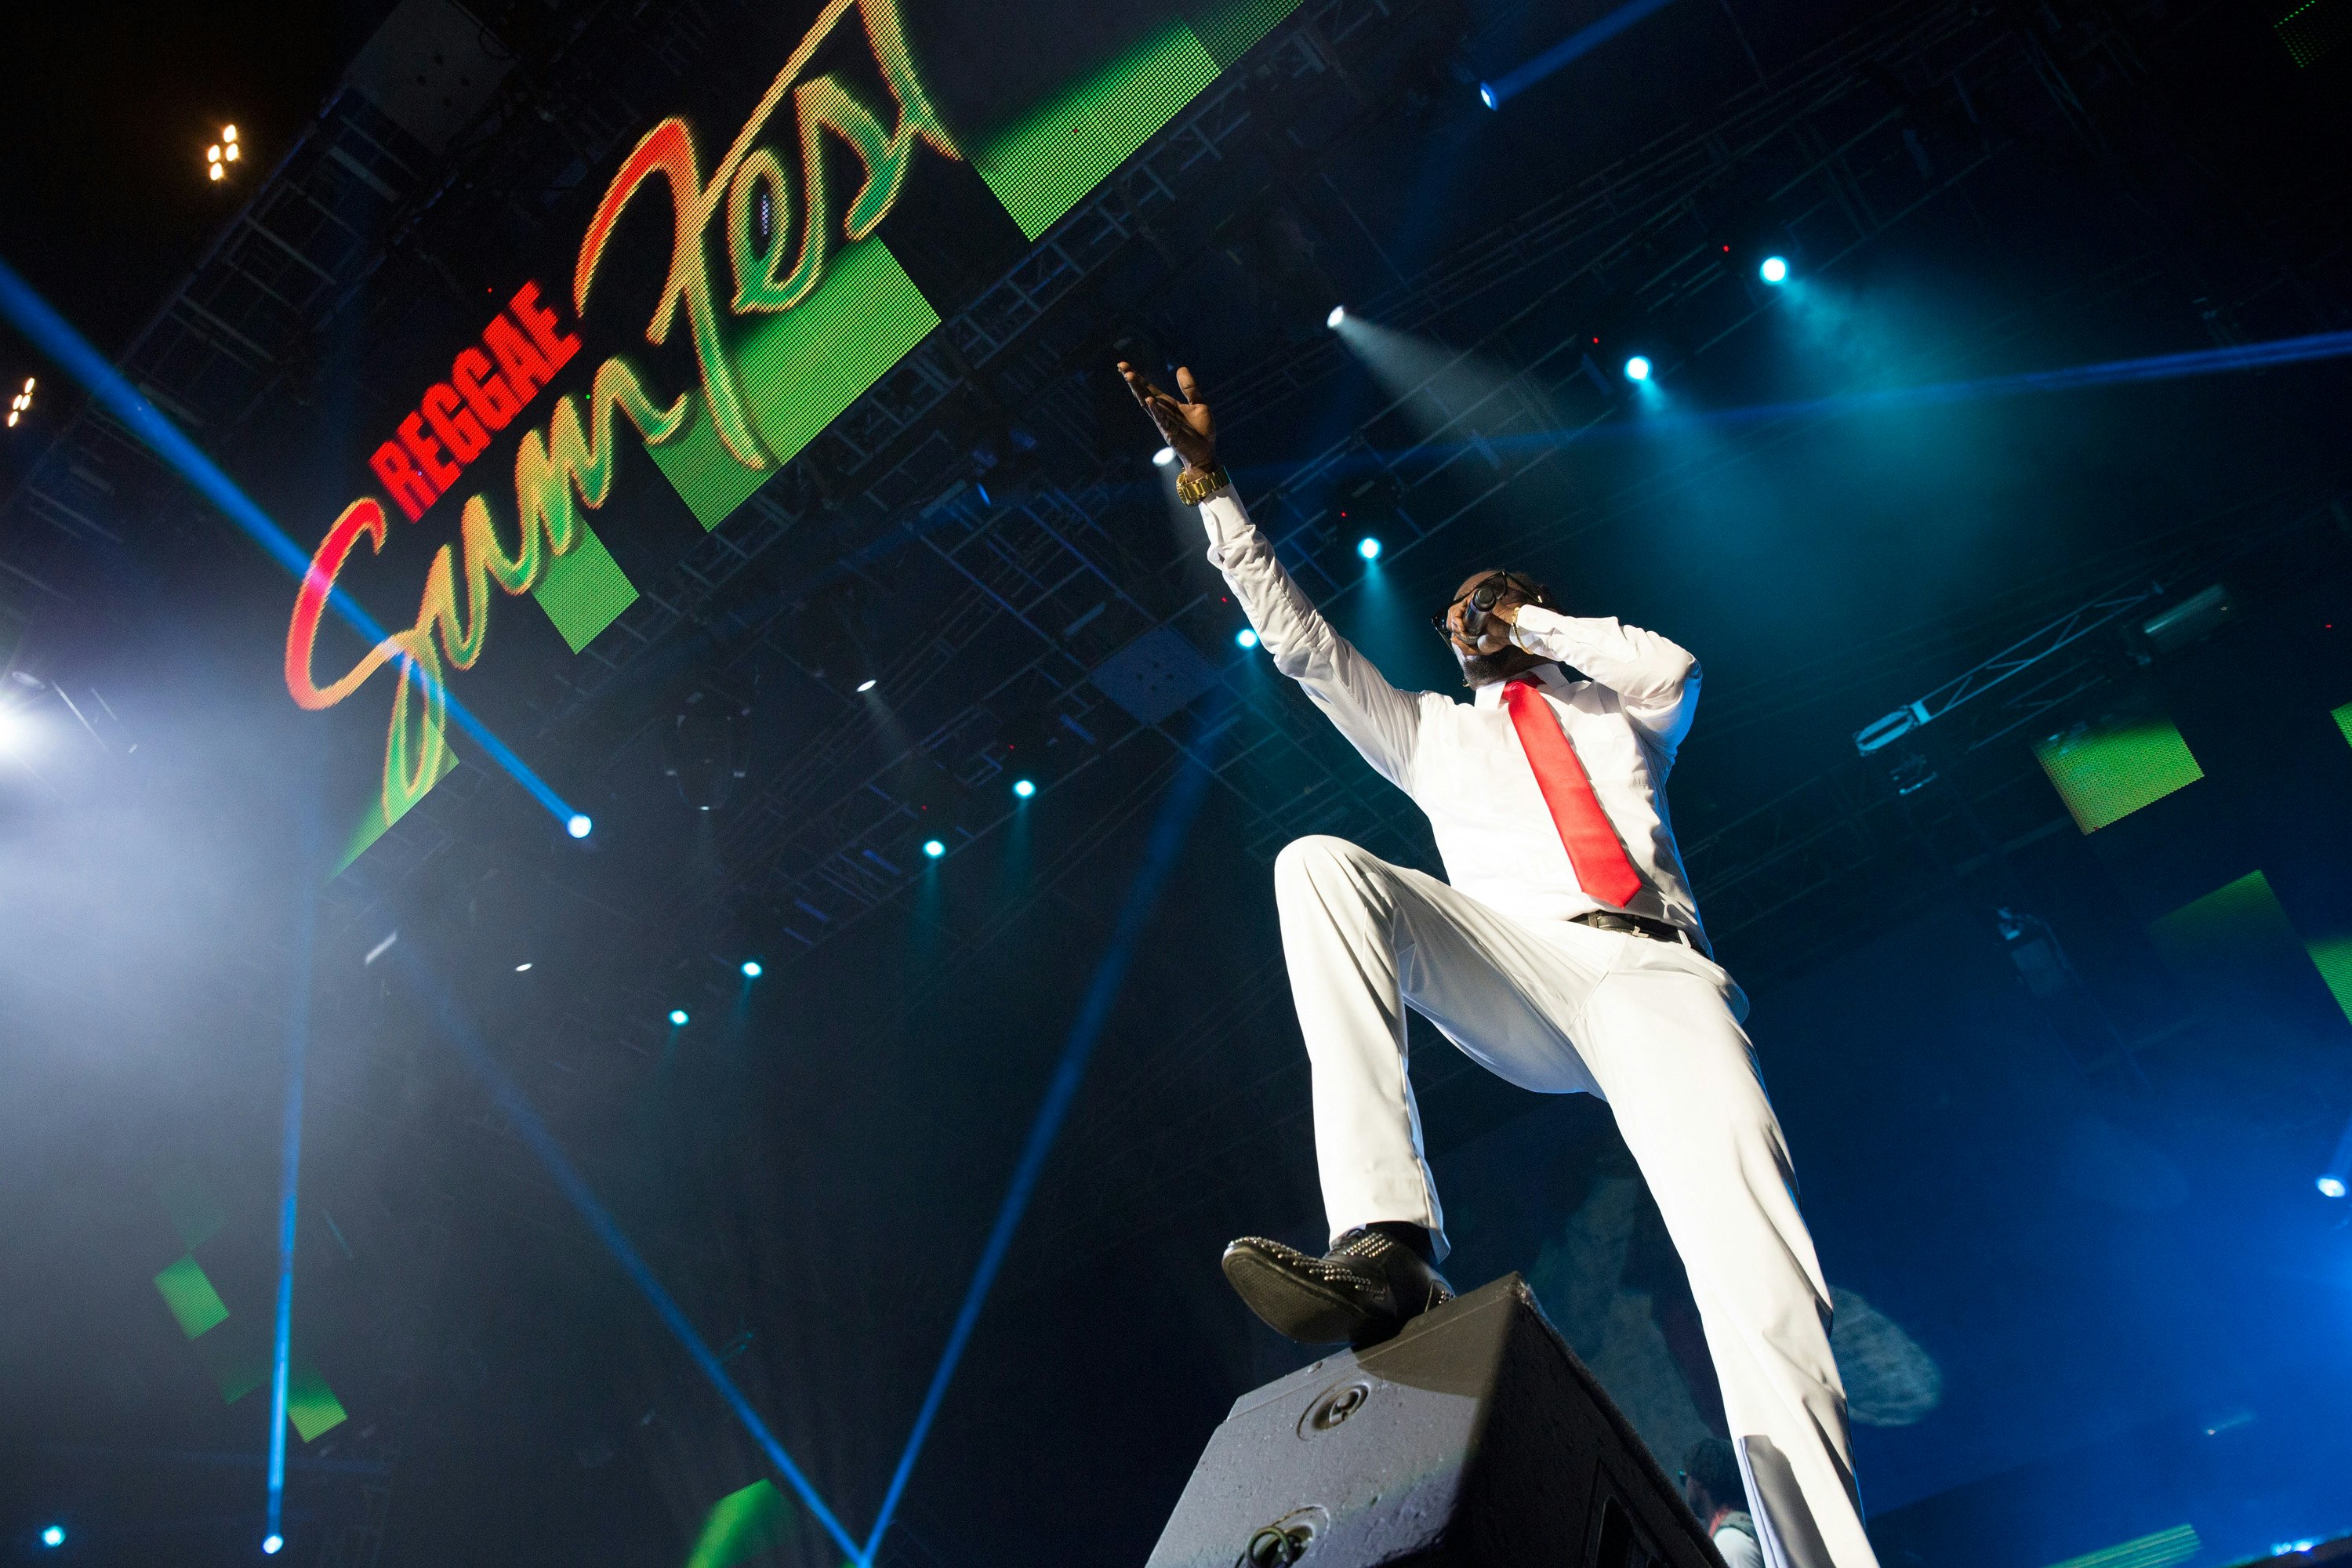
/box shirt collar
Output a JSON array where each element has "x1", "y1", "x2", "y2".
[{"x1": 1472, "y1": 661, "x2": 1570, "y2": 710}]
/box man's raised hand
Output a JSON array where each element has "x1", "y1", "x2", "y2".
[{"x1": 1118, "y1": 361, "x2": 1217, "y2": 474}]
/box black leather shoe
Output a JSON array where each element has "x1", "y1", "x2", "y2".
[{"x1": 1221, "y1": 1227, "x2": 1455, "y2": 1347}]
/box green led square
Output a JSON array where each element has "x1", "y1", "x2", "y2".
[
  {"x1": 153, "y1": 1254, "x2": 228, "y2": 1340},
  {"x1": 686, "y1": 1480, "x2": 797, "y2": 1568},
  {"x1": 648, "y1": 238, "x2": 938, "y2": 531},
  {"x1": 975, "y1": 23, "x2": 1220, "y2": 241},
  {"x1": 1188, "y1": 0, "x2": 1305, "y2": 67},
  {"x1": 2332, "y1": 700, "x2": 2351, "y2": 753},
  {"x1": 335, "y1": 725, "x2": 458, "y2": 877},
  {"x1": 2276, "y1": 0, "x2": 2349, "y2": 67},
  {"x1": 2149, "y1": 870, "x2": 2298, "y2": 961},
  {"x1": 2034, "y1": 718, "x2": 2204, "y2": 833},
  {"x1": 2307, "y1": 934, "x2": 2352, "y2": 1026},
  {"x1": 2041, "y1": 1523, "x2": 2200, "y2": 1568},
  {"x1": 534, "y1": 522, "x2": 638, "y2": 652},
  {"x1": 196, "y1": 1316, "x2": 270, "y2": 1405},
  {"x1": 288, "y1": 1352, "x2": 348, "y2": 1443}
]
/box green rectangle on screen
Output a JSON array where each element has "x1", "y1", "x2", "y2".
[
  {"x1": 2332, "y1": 700, "x2": 2352, "y2": 752},
  {"x1": 975, "y1": 23, "x2": 1220, "y2": 241},
  {"x1": 1189, "y1": 0, "x2": 1305, "y2": 67},
  {"x1": 154, "y1": 1254, "x2": 229, "y2": 1340},
  {"x1": 2039, "y1": 1523, "x2": 2200, "y2": 1568},
  {"x1": 288, "y1": 1352, "x2": 348, "y2": 1443},
  {"x1": 534, "y1": 523, "x2": 638, "y2": 652},
  {"x1": 648, "y1": 238, "x2": 938, "y2": 531},
  {"x1": 197, "y1": 1316, "x2": 270, "y2": 1404},
  {"x1": 2034, "y1": 718, "x2": 2204, "y2": 833},
  {"x1": 2148, "y1": 870, "x2": 2299, "y2": 963},
  {"x1": 686, "y1": 1479, "x2": 797, "y2": 1568},
  {"x1": 335, "y1": 727, "x2": 459, "y2": 877},
  {"x1": 2307, "y1": 934, "x2": 2352, "y2": 1025}
]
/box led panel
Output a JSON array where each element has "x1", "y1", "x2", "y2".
[
  {"x1": 976, "y1": 23, "x2": 1220, "y2": 241},
  {"x1": 2332, "y1": 699, "x2": 2352, "y2": 752},
  {"x1": 153, "y1": 1255, "x2": 230, "y2": 1340},
  {"x1": 2276, "y1": 0, "x2": 2350, "y2": 66},
  {"x1": 686, "y1": 1480, "x2": 797, "y2": 1568},
  {"x1": 648, "y1": 238, "x2": 939, "y2": 530},
  {"x1": 2040, "y1": 1524, "x2": 2201, "y2": 1568},
  {"x1": 288, "y1": 1352, "x2": 348, "y2": 1443},
  {"x1": 2307, "y1": 933, "x2": 2352, "y2": 1026},
  {"x1": 533, "y1": 521, "x2": 638, "y2": 652},
  {"x1": 336, "y1": 728, "x2": 459, "y2": 876},
  {"x1": 2034, "y1": 719, "x2": 2204, "y2": 833},
  {"x1": 1189, "y1": 0, "x2": 1306, "y2": 67}
]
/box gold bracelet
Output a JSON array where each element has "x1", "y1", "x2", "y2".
[{"x1": 1175, "y1": 464, "x2": 1230, "y2": 507}]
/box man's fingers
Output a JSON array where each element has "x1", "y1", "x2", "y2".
[{"x1": 1174, "y1": 365, "x2": 1201, "y2": 403}]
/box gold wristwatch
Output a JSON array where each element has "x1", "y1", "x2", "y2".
[{"x1": 1175, "y1": 463, "x2": 1230, "y2": 506}]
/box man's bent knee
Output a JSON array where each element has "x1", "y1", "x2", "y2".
[{"x1": 1273, "y1": 834, "x2": 1376, "y2": 894}]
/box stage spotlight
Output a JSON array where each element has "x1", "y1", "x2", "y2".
[
  {"x1": 855, "y1": 678, "x2": 877, "y2": 693},
  {"x1": 514, "y1": 962, "x2": 532, "y2": 973},
  {"x1": 740, "y1": 960, "x2": 763, "y2": 979},
  {"x1": 1759, "y1": 256, "x2": 1789, "y2": 285},
  {"x1": 922, "y1": 838, "x2": 946, "y2": 858},
  {"x1": 669, "y1": 1008, "x2": 689, "y2": 1027},
  {"x1": 1235, "y1": 627, "x2": 1259, "y2": 649},
  {"x1": 1326, "y1": 305, "x2": 1347, "y2": 329},
  {"x1": 1152, "y1": 445, "x2": 1176, "y2": 467},
  {"x1": 41, "y1": 1526, "x2": 64, "y2": 1548},
  {"x1": 1012, "y1": 777, "x2": 1036, "y2": 799},
  {"x1": 567, "y1": 813, "x2": 593, "y2": 839},
  {"x1": 263, "y1": 1535, "x2": 283, "y2": 1555},
  {"x1": 1356, "y1": 535, "x2": 1382, "y2": 561},
  {"x1": 1624, "y1": 355, "x2": 1652, "y2": 382},
  {"x1": 1478, "y1": 82, "x2": 1499, "y2": 110},
  {"x1": 2321, "y1": 1174, "x2": 2347, "y2": 1199}
]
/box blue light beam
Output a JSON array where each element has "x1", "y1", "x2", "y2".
[
  {"x1": 1483, "y1": 0, "x2": 1684, "y2": 107},
  {"x1": 0, "y1": 256, "x2": 580, "y2": 829},
  {"x1": 265, "y1": 870, "x2": 320, "y2": 1552},
  {"x1": 407, "y1": 964, "x2": 866, "y2": 1566},
  {"x1": 862, "y1": 743, "x2": 1220, "y2": 1562}
]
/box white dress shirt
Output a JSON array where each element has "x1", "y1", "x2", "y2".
[{"x1": 1200, "y1": 486, "x2": 1710, "y2": 946}]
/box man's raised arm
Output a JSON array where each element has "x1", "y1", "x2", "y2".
[{"x1": 1120, "y1": 361, "x2": 1426, "y2": 789}]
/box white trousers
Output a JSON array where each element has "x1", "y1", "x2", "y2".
[{"x1": 1272, "y1": 836, "x2": 1879, "y2": 1568}]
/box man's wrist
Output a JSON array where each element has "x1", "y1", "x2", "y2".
[{"x1": 1174, "y1": 461, "x2": 1229, "y2": 506}]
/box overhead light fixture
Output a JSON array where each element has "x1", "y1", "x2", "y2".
[
  {"x1": 42, "y1": 1526, "x2": 64, "y2": 1549},
  {"x1": 1624, "y1": 355, "x2": 1652, "y2": 382},
  {"x1": 263, "y1": 1534, "x2": 283, "y2": 1555},
  {"x1": 514, "y1": 962, "x2": 532, "y2": 973},
  {"x1": 1759, "y1": 256, "x2": 1789, "y2": 284},
  {"x1": 922, "y1": 838, "x2": 946, "y2": 858},
  {"x1": 741, "y1": 960, "x2": 763, "y2": 978},
  {"x1": 1235, "y1": 627, "x2": 1259, "y2": 649},
  {"x1": 1152, "y1": 445, "x2": 1177, "y2": 467},
  {"x1": 1326, "y1": 305, "x2": 1347, "y2": 328},
  {"x1": 1012, "y1": 778, "x2": 1036, "y2": 799},
  {"x1": 855, "y1": 677, "x2": 877, "y2": 692},
  {"x1": 1478, "y1": 82, "x2": 1500, "y2": 110},
  {"x1": 669, "y1": 1008, "x2": 689, "y2": 1027},
  {"x1": 2320, "y1": 1174, "x2": 2347, "y2": 1199},
  {"x1": 1356, "y1": 535, "x2": 1382, "y2": 561},
  {"x1": 567, "y1": 813, "x2": 593, "y2": 839}
]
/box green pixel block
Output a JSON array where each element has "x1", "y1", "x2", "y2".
[
  {"x1": 196, "y1": 1315, "x2": 270, "y2": 1405},
  {"x1": 2039, "y1": 1523, "x2": 2200, "y2": 1568},
  {"x1": 975, "y1": 23, "x2": 1220, "y2": 241},
  {"x1": 649, "y1": 238, "x2": 938, "y2": 532},
  {"x1": 335, "y1": 724, "x2": 458, "y2": 878},
  {"x1": 2332, "y1": 699, "x2": 2352, "y2": 753},
  {"x1": 534, "y1": 522, "x2": 639, "y2": 652},
  {"x1": 1188, "y1": 0, "x2": 1305, "y2": 66},
  {"x1": 288, "y1": 1352, "x2": 348, "y2": 1443},
  {"x1": 154, "y1": 1254, "x2": 229, "y2": 1340},
  {"x1": 2307, "y1": 934, "x2": 2352, "y2": 1025},
  {"x1": 2034, "y1": 718, "x2": 2204, "y2": 833},
  {"x1": 685, "y1": 1479, "x2": 797, "y2": 1568}
]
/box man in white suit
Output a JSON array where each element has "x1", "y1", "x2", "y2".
[{"x1": 1120, "y1": 360, "x2": 1881, "y2": 1568}]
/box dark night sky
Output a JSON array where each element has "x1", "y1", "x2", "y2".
[{"x1": 0, "y1": 4, "x2": 389, "y2": 487}]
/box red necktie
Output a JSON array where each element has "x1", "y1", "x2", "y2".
[{"x1": 1502, "y1": 677, "x2": 1644, "y2": 909}]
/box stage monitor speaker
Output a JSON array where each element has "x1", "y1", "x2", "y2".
[{"x1": 1146, "y1": 1274, "x2": 1725, "y2": 1568}]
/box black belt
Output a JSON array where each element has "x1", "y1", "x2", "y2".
[{"x1": 1572, "y1": 909, "x2": 1694, "y2": 947}]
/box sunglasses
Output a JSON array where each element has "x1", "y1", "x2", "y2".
[{"x1": 1429, "y1": 571, "x2": 1547, "y2": 643}]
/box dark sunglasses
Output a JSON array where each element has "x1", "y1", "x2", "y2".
[{"x1": 1429, "y1": 571, "x2": 1548, "y2": 642}]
